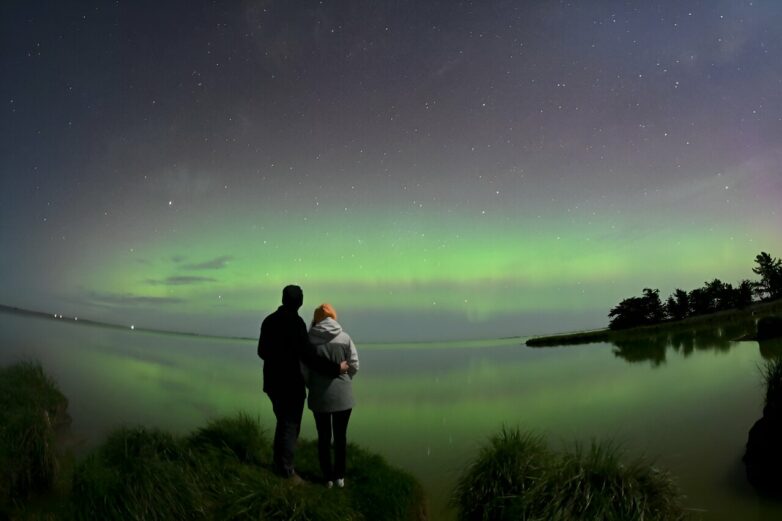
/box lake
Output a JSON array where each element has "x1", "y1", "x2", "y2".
[{"x1": 2, "y1": 308, "x2": 781, "y2": 520}]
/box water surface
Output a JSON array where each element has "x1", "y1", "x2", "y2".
[{"x1": 1, "y1": 310, "x2": 780, "y2": 519}]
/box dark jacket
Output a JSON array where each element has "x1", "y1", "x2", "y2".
[{"x1": 258, "y1": 305, "x2": 340, "y2": 398}]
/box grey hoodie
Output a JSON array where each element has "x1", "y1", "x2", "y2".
[{"x1": 302, "y1": 317, "x2": 359, "y2": 413}]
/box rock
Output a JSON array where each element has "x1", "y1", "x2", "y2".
[
  {"x1": 757, "y1": 316, "x2": 782, "y2": 341},
  {"x1": 759, "y1": 339, "x2": 782, "y2": 360},
  {"x1": 744, "y1": 414, "x2": 782, "y2": 498}
]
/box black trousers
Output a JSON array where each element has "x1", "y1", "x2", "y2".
[
  {"x1": 268, "y1": 393, "x2": 305, "y2": 477},
  {"x1": 313, "y1": 409, "x2": 352, "y2": 481}
]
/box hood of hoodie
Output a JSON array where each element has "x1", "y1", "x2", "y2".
[{"x1": 309, "y1": 317, "x2": 342, "y2": 343}]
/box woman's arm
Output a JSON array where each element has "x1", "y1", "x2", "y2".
[
  {"x1": 297, "y1": 318, "x2": 342, "y2": 376},
  {"x1": 347, "y1": 338, "x2": 359, "y2": 377}
]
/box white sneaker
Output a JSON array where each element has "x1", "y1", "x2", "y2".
[
  {"x1": 336, "y1": 478, "x2": 345, "y2": 488},
  {"x1": 326, "y1": 480, "x2": 334, "y2": 489}
]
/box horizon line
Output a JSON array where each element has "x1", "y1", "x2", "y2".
[{"x1": 0, "y1": 303, "x2": 529, "y2": 346}]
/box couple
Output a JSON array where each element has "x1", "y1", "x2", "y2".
[{"x1": 257, "y1": 285, "x2": 359, "y2": 488}]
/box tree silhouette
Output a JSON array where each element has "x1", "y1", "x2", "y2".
[
  {"x1": 688, "y1": 287, "x2": 712, "y2": 316},
  {"x1": 753, "y1": 252, "x2": 782, "y2": 301},
  {"x1": 712, "y1": 279, "x2": 748, "y2": 312},
  {"x1": 606, "y1": 251, "x2": 775, "y2": 329},
  {"x1": 643, "y1": 288, "x2": 665, "y2": 322},
  {"x1": 718, "y1": 279, "x2": 754, "y2": 310},
  {"x1": 665, "y1": 289, "x2": 690, "y2": 321},
  {"x1": 687, "y1": 279, "x2": 753, "y2": 315},
  {"x1": 735, "y1": 279, "x2": 755, "y2": 309},
  {"x1": 609, "y1": 288, "x2": 664, "y2": 330},
  {"x1": 705, "y1": 279, "x2": 726, "y2": 312}
]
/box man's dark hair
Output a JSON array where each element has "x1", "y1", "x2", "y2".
[{"x1": 282, "y1": 285, "x2": 303, "y2": 309}]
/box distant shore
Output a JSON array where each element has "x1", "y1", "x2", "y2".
[
  {"x1": 0, "y1": 304, "x2": 256, "y2": 342},
  {"x1": 526, "y1": 299, "x2": 782, "y2": 347},
  {"x1": 0, "y1": 303, "x2": 525, "y2": 346}
]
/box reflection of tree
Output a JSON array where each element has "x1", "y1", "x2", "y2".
[
  {"x1": 611, "y1": 335, "x2": 668, "y2": 367},
  {"x1": 723, "y1": 320, "x2": 757, "y2": 340},
  {"x1": 668, "y1": 329, "x2": 695, "y2": 357},
  {"x1": 611, "y1": 322, "x2": 757, "y2": 367},
  {"x1": 692, "y1": 327, "x2": 731, "y2": 353}
]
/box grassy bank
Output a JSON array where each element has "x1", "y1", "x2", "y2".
[
  {"x1": 0, "y1": 361, "x2": 70, "y2": 515},
  {"x1": 71, "y1": 414, "x2": 425, "y2": 521},
  {"x1": 526, "y1": 299, "x2": 782, "y2": 347},
  {"x1": 452, "y1": 428, "x2": 692, "y2": 521},
  {"x1": 1, "y1": 361, "x2": 425, "y2": 520}
]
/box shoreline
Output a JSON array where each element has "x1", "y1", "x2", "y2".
[
  {"x1": 0, "y1": 303, "x2": 257, "y2": 342},
  {"x1": 0, "y1": 304, "x2": 524, "y2": 347},
  {"x1": 526, "y1": 299, "x2": 782, "y2": 347}
]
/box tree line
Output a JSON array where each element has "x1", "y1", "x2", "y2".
[{"x1": 608, "y1": 252, "x2": 782, "y2": 330}]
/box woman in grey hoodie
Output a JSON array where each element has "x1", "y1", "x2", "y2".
[{"x1": 302, "y1": 303, "x2": 359, "y2": 488}]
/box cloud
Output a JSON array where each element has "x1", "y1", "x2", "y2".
[
  {"x1": 87, "y1": 292, "x2": 185, "y2": 306},
  {"x1": 180, "y1": 255, "x2": 233, "y2": 270},
  {"x1": 146, "y1": 276, "x2": 216, "y2": 286}
]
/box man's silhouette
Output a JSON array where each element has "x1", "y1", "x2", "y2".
[{"x1": 258, "y1": 285, "x2": 347, "y2": 480}]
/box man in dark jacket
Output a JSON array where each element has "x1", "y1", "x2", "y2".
[{"x1": 258, "y1": 285, "x2": 347, "y2": 481}]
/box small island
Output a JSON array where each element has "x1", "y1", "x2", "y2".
[{"x1": 527, "y1": 251, "x2": 782, "y2": 347}]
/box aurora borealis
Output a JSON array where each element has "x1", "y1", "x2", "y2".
[{"x1": 2, "y1": 1, "x2": 781, "y2": 341}]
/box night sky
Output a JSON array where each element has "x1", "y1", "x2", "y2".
[{"x1": 2, "y1": 1, "x2": 781, "y2": 341}]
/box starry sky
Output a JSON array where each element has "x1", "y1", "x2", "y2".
[{"x1": 1, "y1": 0, "x2": 781, "y2": 341}]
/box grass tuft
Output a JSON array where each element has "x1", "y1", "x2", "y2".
[
  {"x1": 761, "y1": 358, "x2": 782, "y2": 415},
  {"x1": 452, "y1": 427, "x2": 550, "y2": 520},
  {"x1": 71, "y1": 427, "x2": 207, "y2": 520},
  {"x1": 187, "y1": 412, "x2": 270, "y2": 466},
  {"x1": 0, "y1": 360, "x2": 69, "y2": 512},
  {"x1": 452, "y1": 428, "x2": 691, "y2": 521},
  {"x1": 548, "y1": 441, "x2": 687, "y2": 520}
]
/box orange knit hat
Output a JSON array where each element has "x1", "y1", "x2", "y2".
[{"x1": 313, "y1": 303, "x2": 337, "y2": 324}]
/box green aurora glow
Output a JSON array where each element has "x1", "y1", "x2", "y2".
[
  {"x1": 5, "y1": 1, "x2": 782, "y2": 340},
  {"x1": 60, "y1": 202, "x2": 777, "y2": 339}
]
